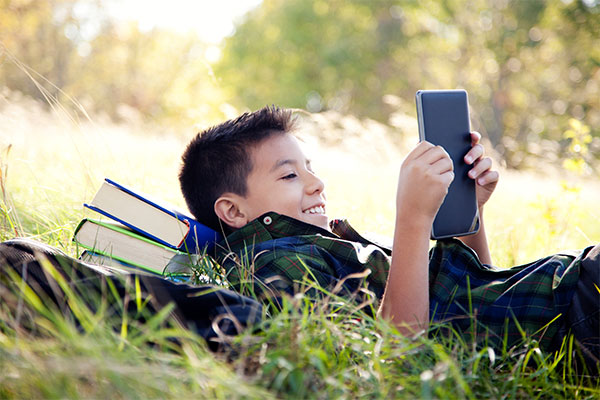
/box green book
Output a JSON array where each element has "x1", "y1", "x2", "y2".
[{"x1": 73, "y1": 218, "x2": 199, "y2": 276}]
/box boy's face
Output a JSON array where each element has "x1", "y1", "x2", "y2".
[{"x1": 237, "y1": 133, "x2": 328, "y2": 230}]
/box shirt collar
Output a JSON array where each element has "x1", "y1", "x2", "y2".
[
  {"x1": 215, "y1": 212, "x2": 392, "y2": 260},
  {"x1": 215, "y1": 212, "x2": 335, "y2": 255}
]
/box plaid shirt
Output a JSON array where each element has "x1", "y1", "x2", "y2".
[
  {"x1": 216, "y1": 212, "x2": 582, "y2": 350},
  {"x1": 216, "y1": 212, "x2": 390, "y2": 305}
]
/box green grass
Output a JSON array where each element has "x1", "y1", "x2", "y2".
[{"x1": 1, "y1": 97, "x2": 600, "y2": 398}]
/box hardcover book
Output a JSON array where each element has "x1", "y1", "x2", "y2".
[
  {"x1": 73, "y1": 218, "x2": 200, "y2": 275},
  {"x1": 79, "y1": 250, "x2": 158, "y2": 276},
  {"x1": 84, "y1": 178, "x2": 222, "y2": 253}
]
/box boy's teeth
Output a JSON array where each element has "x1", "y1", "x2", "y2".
[{"x1": 304, "y1": 206, "x2": 324, "y2": 214}]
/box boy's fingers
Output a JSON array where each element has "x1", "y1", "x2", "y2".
[
  {"x1": 470, "y1": 131, "x2": 481, "y2": 145},
  {"x1": 407, "y1": 140, "x2": 436, "y2": 160},
  {"x1": 430, "y1": 154, "x2": 454, "y2": 174},
  {"x1": 443, "y1": 169, "x2": 456, "y2": 185},
  {"x1": 419, "y1": 144, "x2": 451, "y2": 166},
  {"x1": 476, "y1": 170, "x2": 499, "y2": 186},
  {"x1": 468, "y1": 157, "x2": 493, "y2": 179},
  {"x1": 464, "y1": 143, "x2": 484, "y2": 165}
]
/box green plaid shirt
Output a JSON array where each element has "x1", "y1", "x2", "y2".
[
  {"x1": 216, "y1": 212, "x2": 582, "y2": 351},
  {"x1": 216, "y1": 212, "x2": 390, "y2": 306}
]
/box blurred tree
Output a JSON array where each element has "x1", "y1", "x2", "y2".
[
  {"x1": 0, "y1": 0, "x2": 86, "y2": 101},
  {"x1": 67, "y1": 24, "x2": 228, "y2": 126},
  {"x1": 0, "y1": 0, "x2": 228, "y2": 127},
  {"x1": 217, "y1": 0, "x2": 600, "y2": 168},
  {"x1": 217, "y1": 0, "x2": 405, "y2": 116},
  {"x1": 1, "y1": 0, "x2": 598, "y2": 167}
]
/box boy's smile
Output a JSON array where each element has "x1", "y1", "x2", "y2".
[{"x1": 239, "y1": 133, "x2": 329, "y2": 230}]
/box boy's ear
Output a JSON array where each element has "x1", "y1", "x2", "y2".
[{"x1": 214, "y1": 194, "x2": 249, "y2": 230}]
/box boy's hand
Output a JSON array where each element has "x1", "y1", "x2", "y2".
[
  {"x1": 464, "y1": 132, "x2": 499, "y2": 209},
  {"x1": 397, "y1": 141, "x2": 454, "y2": 224}
]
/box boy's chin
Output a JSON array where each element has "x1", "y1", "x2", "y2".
[{"x1": 300, "y1": 213, "x2": 329, "y2": 230}]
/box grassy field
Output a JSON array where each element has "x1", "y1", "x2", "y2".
[{"x1": 1, "y1": 97, "x2": 599, "y2": 398}]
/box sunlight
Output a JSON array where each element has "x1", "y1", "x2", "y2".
[{"x1": 105, "y1": 0, "x2": 263, "y2": 43}]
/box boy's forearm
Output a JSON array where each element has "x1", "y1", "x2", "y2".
[
  {"x1": 380, "y1": 141, "x2": 453, "y2": 333},
  {"x1": 458, "y1": 207, "x2": 492, "y2": 265},
  {"x1": 378, "y1": 213, "x2": 431, "y2": 334}
]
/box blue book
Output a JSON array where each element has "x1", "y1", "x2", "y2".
[{"x1": 84, "y1": 178, "x2": 222, "y2": 253}]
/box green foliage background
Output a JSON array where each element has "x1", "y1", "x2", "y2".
[
  {"x1": 216, "y1": 0, "x2": 600, "y2": 168},
  {"x1": 1, "y1": 0, "x2": 599, "y2": 168}
]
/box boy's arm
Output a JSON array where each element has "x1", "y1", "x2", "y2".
[
  {"x1": 378, "y1": 142, "x2": 454, "y2": 334},
  {"x1": 457, "y1": 132, "x2": 499, "y2": 265}
]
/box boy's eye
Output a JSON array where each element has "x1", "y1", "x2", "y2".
[{"x1": 281, "y1": 173, "x2": 297, "y2": 180}]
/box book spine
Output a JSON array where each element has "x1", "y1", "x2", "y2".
[{"x1": 178, "y1": 219, "x2": 223, "y2": 253}]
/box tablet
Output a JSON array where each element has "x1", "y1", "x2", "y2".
[{"x1": 415, "y1": 89, "x2": 479, "y2": 239}]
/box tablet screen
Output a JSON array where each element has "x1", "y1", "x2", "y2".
[{"x1": 415, "y1": 89, "x2": 479, "y2": 239}]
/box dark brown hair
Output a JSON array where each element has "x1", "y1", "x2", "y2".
[{"x1": 179, "y1": 105, "x2": 295, "y2": 232}]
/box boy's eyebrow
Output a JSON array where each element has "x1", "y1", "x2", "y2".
[
  {"x1": 270, "y1": 158, "x2": 311, "y2": 172},
  {"x1": 270, "y1": 159, "x2": 297, "y2": 172}
]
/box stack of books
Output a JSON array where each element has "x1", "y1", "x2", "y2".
[{"x1": 73, "y1": 178, "x2": 222, "y2": 276}]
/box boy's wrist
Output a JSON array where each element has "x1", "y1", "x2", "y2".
[{"x1": 395, "y1": 209, "x2": 433, "y2": 236}]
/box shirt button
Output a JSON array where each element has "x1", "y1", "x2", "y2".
[{"x1": 263, "y1": 216, "x2": 272, "y2": 225}]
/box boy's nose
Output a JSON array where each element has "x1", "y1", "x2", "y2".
[{"x1": 306, "y1": 173, "x2": 325, "y2": 195}]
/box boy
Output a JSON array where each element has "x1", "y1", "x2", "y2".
[{"x1": 180, "y1": 105, "x2": 599, "y2": 369}]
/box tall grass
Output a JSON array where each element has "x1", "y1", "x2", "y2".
[
  {"x1": 1, "y1": 93, "x2": 599, "y2": 398},
  {"x1": 0, "y1": 256, "x2": 272, "y2": 399}
]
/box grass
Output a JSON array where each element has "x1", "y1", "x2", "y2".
[{"x1": 1, "y1": 94, "x2": 600, "y2": 398}]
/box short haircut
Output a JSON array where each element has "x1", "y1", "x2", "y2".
[{"x1": 179, "y1": 105, "x2": 295, "y2": 232}]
